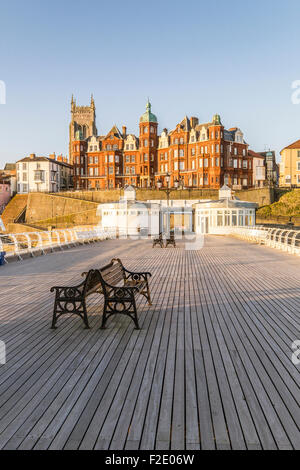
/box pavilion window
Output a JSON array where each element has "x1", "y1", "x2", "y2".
[
  {"x1": 217, "y1": 211, "x2": 223, "y2": 226},
  {"x1": 232, "y1": 211, "x2": 237, "y2": 226}
]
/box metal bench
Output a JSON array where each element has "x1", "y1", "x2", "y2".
[
  {"x1": 152, "y1": 233, "x2": 164, "y2": 248},
  {"x1": 50, "y1": 258, "x2": 152, "y2": 330},
  {"x1": 98, "y1": 258, "x2": 152, "y2": 330},
  {"x1": 165, "y1": 232, "x2": 176, "y2": 248},
  {"x1": 50, "y1": 269, "x2": 102, "y2": 329}
]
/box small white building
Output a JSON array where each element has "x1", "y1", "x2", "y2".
[
  {"x1": 99, "y1": 186, "x2": 160, "y2": 236},
  {"x1": 16, "y1": 154, "x2": 73, "y2": 193},
  {"x1": 98, "y1": 185, "x2": 257, "y2": 237},
  {"x1": 194, "y1": 186, "x2": 257, "y2": 235}
]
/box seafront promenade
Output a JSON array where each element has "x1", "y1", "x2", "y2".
[{"x1": 0, "y1": 236, "x2": 299, "y2": 450}]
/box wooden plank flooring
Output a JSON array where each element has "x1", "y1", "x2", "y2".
[{"x1": 0, "y1": 236, "x2": 299, "y2": 450}]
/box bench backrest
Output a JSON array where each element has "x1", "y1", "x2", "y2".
[
  {"x1": 83, "y1": 269, "x2": 102, "y2": 295},
  {"x1": 99, "y1": 259, "x2": 125, "y2": 287}
]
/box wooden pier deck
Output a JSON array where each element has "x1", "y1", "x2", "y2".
[{"x1": 0, "y1": 236, "x2": 299, "y2": 450}]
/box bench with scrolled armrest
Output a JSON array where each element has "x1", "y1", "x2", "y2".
[
  {"x1": 98, "y1": 258, "x2": 152, "y2": 329},
  {"x1": 50, "y1": 269, "x2": 102, "y2": 329},
  {"x1": 152, "y1": 233, "x2": 164, "y2": 248},
  {"x1": 50, "y1": 258, "x2": 152, "y2": 330},
  {"x1": 165, "y1": 231, "x2": 176, "y2": 248}
]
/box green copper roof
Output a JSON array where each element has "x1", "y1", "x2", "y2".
[
  {"x1": 212, "y1": 114, "x2": 222, "y2": 125},
  {"x1": 140, "y1": 100, "x2": 157, "y2": 123}
]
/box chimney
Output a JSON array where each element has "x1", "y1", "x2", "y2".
[
  {"x1": 190, "y1": 117, "x2": 199, "y2": 129},
  {"x1": 122, "y1": 126, "x2": 127, "y2": 138},
  {"x1": 29, "y1": 153, "x2": 36, "y2": 160},
  {"x1": 49, "y1": 153, "x2": 56, "y2": 160}
]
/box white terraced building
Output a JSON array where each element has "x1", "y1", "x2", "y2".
[
  {"x1": 98, "y1": 185, "x2": 257, "y2": 236},
  {"x1": 16, "y1": 153, "x2": 73, "y2": 193}
]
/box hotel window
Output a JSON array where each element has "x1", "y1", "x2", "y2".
[
  {"x1": 113, "y1": 144, "x2": 118, "y2": 150},
  {"x1": 81, "y1": 168, "x2": 84, "y2": 175},
  {"x1": 243, "y1": 149, "x2": 246, "y2": 156},
  {"x1": 205, "y1": 146, "x2": 208, "y2": 153},
  {"x1": 216, "y1": 144, "x2": 219, "y2": 153},
  {"x1": 89, "y1": 157, "x2": 93, "y2": 164},
  {"x1": 144, "y1": 154, "x2": 148, "y2": 162},
  {"x1": 180, "y1": 138, "x2": 184, "y2": 144},
  {"x1": 109, "y1": 167, "x2": 114, "y2": 174},
  {"x1": 216, "y1": 131, "x2": 219, "y2": 138},
  {"x1": 174, "y1": 162, "x2": 178, "y2": 170},
  {"x1": 201, "y1": 146, "x2": 204, "y2": 154},
  {"x1": 233, "y1": 159, "x2": 238, "y2": 168},
  {"x1": 191, "y1": 136, "x2": 195, "y2": 143},
  {"x1": 234, "y1": 148, "x2": 237, "y2": 155},
  {"x1": 298, "y1": 175, "x2": 300, "y2": 183},
  {"x1": 144, "y1": 139, "x2": 148, "y2": 147},
  {"x1": 126, "y1": 155, "x2": 130, "y2": 162},
  {"x1": 179, "y1": 149, "x2": 184, "y2": 157},
  {"x1": 95, "y1": 168, "x2": 99, "y2": 176},
  {"x1": 204, "y1": 158, "x2": 208, "y2": 167},
  {"x1": 81, "y1": 156, "x2": 84, "y2": 164},
  {"x1": 89, "y1": 146, "x2": 93, "y2": 151},
  {"x1": 23, "y1": 163, "x2": 27, "y2": 170},
  {"x1": 215, "y1": 157, "x2": 219, "y2": 167},
  {"x1": 144, "y1": 127, "x2": 148, "y2": 133},
  {"x1": 243, "y1": 178, "x2": 248, "y2": 186},
  {"x1": 115, "y1": 155, "x2": 119, "y2": 163},
  {"x1": 89, "y1": 168, "x2": 93, "y2": 176},
  {"x1": 204, "y1": 176, "x2": 208, "y2": 185},
  {"x1": 126, "y1": 144, "x2": 129, "y2": 150},
  {"x1": 23, "y1": 172, "x2": 27, "y2": 181},
  {"x1": 126, "y1": 167, "x2": 130, "y2": 174},
  {"x1": 76, "y1": 168, "x2": 79, "y2": 175},
  {"x1": 211, "y1": 131, "x2": 214, "y2": 139},
  {"x1": 131, "y1": 155, "x2": 135, "y2": 163},
  {"x1": 179, "y1": 161, "x2": 185, "y2": 170},
  {"x1": 76, "y1": 157, "x2": 79, "y2": 164},
  {"x1": 174, "y1": 138, "x2": 178, "y2": 144},
  {"x1": 130, "y1": 144, "x2": 134, "y2": 150},
  {"x1": 150, "y1": 126, "x2": 154, "y2": 133},
  {"x1": 243, "y1": 160, "x2": 248, "y2": 169},
  {"x1": 174, "y1": 150, "x2": 178, "y2": 158},
  {"x1": 131, "y1": 167, "x2": 135, "y2": 174},
  {"x1": 23, "y1": 184, "x2": 28, "y2": 192},
  {"x1": 109, "y1": 155, "x2": 114, "y2": 163},
  {"x1": 151, "y1": 140, "x2": 154, "y2": 147},
  {"x1": 199, "y1": 159, "x2": 203, "y2": 168},
  {"x1": 192, "y1": 160, "x2": 195, "y2": 170},
  {"x1": 211, "y1": 145, "x2": 214, "y2": 153},
  {"x1": 211, "y1": 158, "x2": 214, "y2": 167},
  {"x1": 161, "y1": 165, "x2": 164, "y2": 173},
  {"x1": 95, "y1": 157, "x2": 98, "y2": 163},
  {"x1": 191, "y1": 148, "x2": 195, "y2": 156},
  {"x1": 199, "y1": 177, "x2": 203, "y2": 185}
]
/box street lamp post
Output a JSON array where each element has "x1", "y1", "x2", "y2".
[{"x1": 157, "y1": 174, "x2": 179, "y2": 206}]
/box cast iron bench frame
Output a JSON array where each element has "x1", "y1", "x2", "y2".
[
  {"x1": 50, "y1": 258, "x2": 152, "y2": 330},
  {"x1": 152, "y1": 233, "x2": 164, "y2": 248},
  {"x1": 51, "y1": 269, "x2": 102, "y2": 329},
  {"x1": 165, "y1": 231, "x2": 176, "y2": 248},
  {"x1": 98, "y1": 258, "x2": 152, "y2": 329}
]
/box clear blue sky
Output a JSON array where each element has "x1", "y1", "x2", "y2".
[{"x1": 0, "y1": 0, "x2": 300, "y2": 167}]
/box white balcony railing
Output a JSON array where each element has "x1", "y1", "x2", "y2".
[
  {"x1": 230, "y1": 226, "x2": 300, "y2": 255},
  {"x1": 0, "y1": 226, "x2": 122, "y2": 263}
]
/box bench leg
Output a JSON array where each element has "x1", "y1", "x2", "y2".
[
  {"x1": 82, "y1": 304, "x2": 90, "y2": 329},
  {"x1": 51, "y1": 301, "x2": 58, "y2": 329},
  {"x1": 100, "y1": 300, "x2": 108, "y2": 329}
]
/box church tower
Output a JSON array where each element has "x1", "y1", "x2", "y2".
[{"x1": 69, "y1": 95, "x2": 98, "y2": 164}]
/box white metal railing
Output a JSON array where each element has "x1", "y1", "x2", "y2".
[
  {"x1": 0, "y1": 226, "x2": 120, "y2": 263},
  {"x1": 231, "y1": 226, "x2": 300, "y2": 255}
]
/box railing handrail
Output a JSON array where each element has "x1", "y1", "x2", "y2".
[{"x1": 0, "y1": 226, "x2": 121, "y2": 263}]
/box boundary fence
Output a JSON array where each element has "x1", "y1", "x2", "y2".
[
  {"x1": 231, "y1": 226, "x2": 300, "y2": 255},
  {"x1": 0, "y1": 226, "x2": 118, "y2": 263}
]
